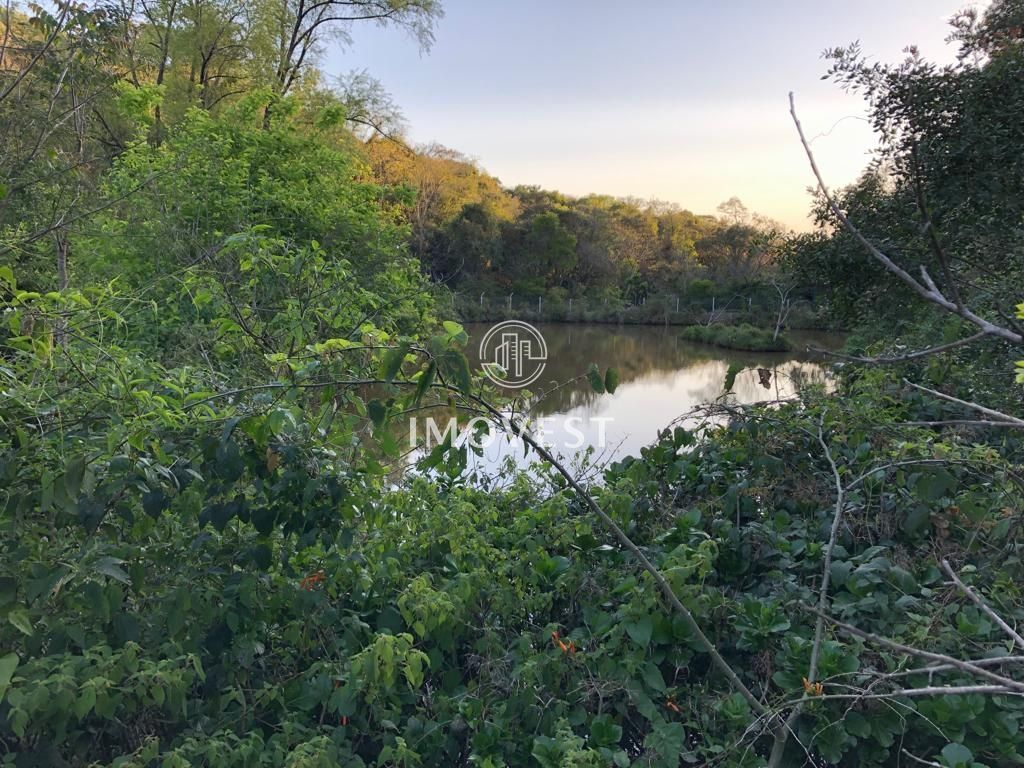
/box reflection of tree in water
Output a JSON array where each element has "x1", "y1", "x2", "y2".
[{"x1": 465, "y1": 323, "x2": 838, "y2": 416}]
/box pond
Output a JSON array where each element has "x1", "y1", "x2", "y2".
[{"x1": 417, "y1": 322, "x2": 843, "y2": 474}]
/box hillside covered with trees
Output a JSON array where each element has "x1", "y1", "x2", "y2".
[{"x1": 1, "y1": 1, "x2": 1023, "y2": 767}]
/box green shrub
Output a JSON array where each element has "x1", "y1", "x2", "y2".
[{"x1": 680, "y1": 322, "x2": 790, "y2": 351}]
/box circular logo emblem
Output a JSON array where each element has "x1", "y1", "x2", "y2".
[{"x1": 479, "y1": 320, "x2": 547, "y2": 389}]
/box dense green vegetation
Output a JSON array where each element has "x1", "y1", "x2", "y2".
[
  {"x1": 365, "y1": 140, "x2": 793, "y2": 315},
  {"x1": 1, "y1": 1, "x2": 1023, "y2": 767}
]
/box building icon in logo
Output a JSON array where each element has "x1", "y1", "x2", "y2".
[{"x1": 479, "y1": 320, "x2": 547, "y2": 388}]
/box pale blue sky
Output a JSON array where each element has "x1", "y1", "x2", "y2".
[{"x1": 325, "y1": 1, "x2": 984, "y2": 229}]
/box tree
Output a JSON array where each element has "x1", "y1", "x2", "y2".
[{"x1": 261, "y1": 0, "x2": 441, "y2": 99}]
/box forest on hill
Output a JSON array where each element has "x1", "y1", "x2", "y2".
[
  {"x1": 1, "y1": 1, "x2": 1023, "y2": 767},
  {"x1": 365, "y1": 136, "x2": 782, "y2": 308}
]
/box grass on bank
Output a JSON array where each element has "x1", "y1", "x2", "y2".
[{"x1": 680, "y1": 323, "x2": 791, "y2": 352}]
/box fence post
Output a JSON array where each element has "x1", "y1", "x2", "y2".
[
  {"x1": 480, "y1": 293, "x2": 484, "y2": 307},
  {"x1": 538, "y1": 296, "x2": 543, "y2": 313},
  {"x1": 508, "y1": 293, "x2": 513, "y2": 312},
  {"x1": 712, "y1": 296, "x2": 716, "y2": 313},
  {"x1": 568, "y1": 298, "x2": 573, "y2": 313},
  {"x1": 675, "y1": 296, "x2": 680, "y2": 312}
]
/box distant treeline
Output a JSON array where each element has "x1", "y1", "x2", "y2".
[{"x1": 365, "y1": 139, "x2": 788, "y2": 305}]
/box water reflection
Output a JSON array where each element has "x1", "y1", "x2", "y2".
[{"x1": 417, "y1": 323, "x2": 841, "y2": 473}]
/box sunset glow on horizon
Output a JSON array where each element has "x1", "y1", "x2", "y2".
[{"x1": 329, "y1": 0, "x2": 986, "y2": 229}]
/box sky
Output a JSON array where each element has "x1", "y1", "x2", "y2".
[{"x1": 325, "y1": 1, "x2": 985, "y2": 230}]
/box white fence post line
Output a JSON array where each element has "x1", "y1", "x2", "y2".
[{"x1": 675, "y1": 296, "x2": 680, "y2": 312}]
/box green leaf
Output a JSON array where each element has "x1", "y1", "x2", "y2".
[
  {"x1": 367, "y1": 399, "x2": 387, "y2": 428},
  {"x1": 442, "y1": 320, "x2": 468, "y2": 346},
  {"x1": 94, "y1": 556, "x2": 131, "y2": 585},
  {"x1": 604, "y1": 367, "x2": 620, "y2": 395},
  {"x1": 441, "y1": 350, "x2": 472, "y2": 395},
  {"x1": 723, "y1": 362, "x2": 744, "y2": 392},
  {"x1": 940, "y1": 744, "x2": 973, "y2": 768},
  {"x1": 625, "y1": 615, "x2": 653, "y2": 647},
  {"x1": 413, "y1": 362, "x2": 436, "y2": 405},
  {"x1": 590, "y1": 714, "x2": 623, "y2": 747},
  {"x1": 142, "y1": 489, "x2": 167, "y2": 519},
  {"x1": 249, "y1": 544, "x2": 273, "y2": 570},
  {"x1": 0, "y1": 577, "x2": 16, "y2": 607},
  {"x1": 63, "y1": 455, "x2": 87, "y2": 498},
  {"x1": 8, "y1": 608, "x2": 32, "y2": 637},
  {"x1": 642, "y1": 662, "x2": 666, "y2": 692},
  {"x1": 644, "y1": 721, "x2": 686, "y2": 767},
  {"x1": 74, "y1": 684, "x2": 96, "y2": 719},
  {"x1": 586, "y1": 363, "x2": 605, "y2": 394},
  {"x1": 0, "y1": 652, "x2": 17, "y2": 702},
  {"x1": 380, "y1": 342, "x2": 411, "y2": 384}
]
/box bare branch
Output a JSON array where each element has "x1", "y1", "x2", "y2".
[
  {"x1": 900, "y1": 420, "x2": 1024, "y2": 429},
  {"x1": 814, "y1": 609, "x2": 1024, "y2": 693},
  {"x1": 903, "y1": 379, "x2": 1024, "y2": 426},
  {"x1": 941, "y1": 559, "x2": 1024, "y2": 651},
  {"x1": 789, "y1": 92, "x2": 1023, "y2": 346},
  {"x1": 809, "y1": 332, "x2": 986, "y2": 364}
]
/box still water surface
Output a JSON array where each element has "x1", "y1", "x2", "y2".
[{"x1": 451, "y1": 323, "x2": 842, "y2": 472}]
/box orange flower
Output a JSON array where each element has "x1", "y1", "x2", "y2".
[
  {"x1": 300, "y1": 570, "x2": 326, "y2": 590},
  {"x1": 801, "y1": 677, "x2": 824, "y2": 696},
  {"x1": 551, "y1": 630, "x2": 578, "y2": 654}
]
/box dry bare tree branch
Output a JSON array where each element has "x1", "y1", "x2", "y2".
[
  {"x1": 814, "y1": 609, "x2": 1024, "y2": 693},
  {"x1": 900, "y1": 420, "x2": 1024, "y2": 429},
  {"x1": 808, "y1": 332, "x2": 986, "y2": 364},
  {"x1": 903, "y1": 379, "x2": 1024, "y2": 426},
  {"x1": 901, "y1": 748, "x2": 943, "y2": 767},
  {"x1": 789, "y1": 92, "x2": 1023, "y2": 347},
  {"x1": 941, "y1": 559, "x2": 1024, "y2": 651}
]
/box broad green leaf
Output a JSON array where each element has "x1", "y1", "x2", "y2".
[
  {"x1": 590, "y1": 713, "x2": 623, "y2": 747},
  {"x1": 94, "y1": 556, "x2": 131, "y2": 585},
  {"x1": 0, "y1": 652, "x2": 17, "y2": 702},
  {"x1": 441, "y1": 350, "x2": 472, "y2": 395},
  {"x1": 723, "y1": 362, "x2": 743, "y2": 392},
  {"x1": 380, "y1": 342, "x2": 411, "y2": 384},
  {"x1": 413, "y1": 361, "x2": 436, "y2": 405},
  {"x1": 644, "y1": 721, "x2": 687, "y2": 767},
  {"x1": 604, "y1": 367, "x2": 620, "y2": 394},
  {"x1": 625, "y1": 615, "x2": 653, "y2": 647},
  {"x1": 8, "y1": 609, "x2": 32, "y2": 637},
  {"x1": 940, "y1": 744, "x2": 973, "y2": 768},
  {"x1": 63, "y1": 455, "x2": 87, "y2": 499},
  {"x1": 368, "y1": 399, "x2": 387, "y2": 428}
]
